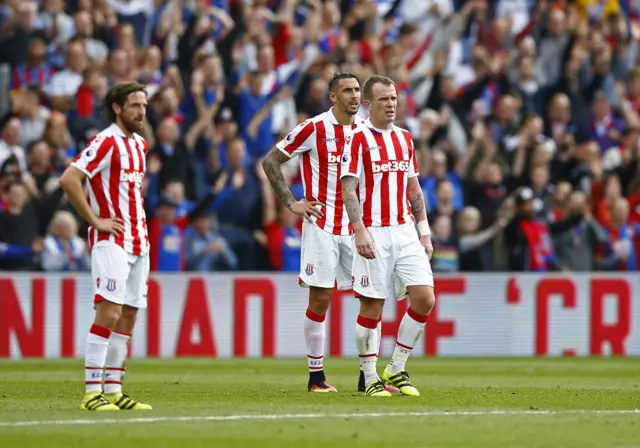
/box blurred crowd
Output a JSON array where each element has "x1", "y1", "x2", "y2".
[{"x1": 2, "y1": 0, "x2": 640, "y2": 273}]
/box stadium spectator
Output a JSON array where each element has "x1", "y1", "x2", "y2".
[
  {"x1": 41, "y1": 209, "x2": 89, "y2": 271},
  {"x1": 0, "y1": 179, "x2": 63, "y2": 270},
  {"x1": 184, "y1": 212, "x2": 238, "y2": 271},
  {"x1": 3, "y1": 0, "x2": 640, "y2": 273}
]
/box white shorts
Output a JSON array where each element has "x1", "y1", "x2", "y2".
[
  {"x1": 352, "y1": 222, "x2": 434, "y2": 299},
  {"x1": 299, "y1": 220, "x2": 352, "y2": 290},
  {"x1": 91, "y1": 242, "x2": 150, "y2": 308}
]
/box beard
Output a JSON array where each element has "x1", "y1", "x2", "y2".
[{"x1": 121, "y1": 115, "x2": 144, "y2": 134}]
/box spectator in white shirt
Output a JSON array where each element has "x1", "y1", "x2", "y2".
[
  {"x1": 14, "y1": 85, "x2": 51, "y2": 149},
  {"x1": 39, "y1": 0, "x2": 75, "y2": 66},
  {"x1": 0, "y1": 117, "x2": 29, "y2": 179},
  {"x1": 41, "y1": 210, "x2": 89, "y2": 272},
  {"x1": 73, "y1": 10, "x2": 109, "y2": 64},
  {"x1": 45, "y1": 40, "x2": 87, "y2": 111}
]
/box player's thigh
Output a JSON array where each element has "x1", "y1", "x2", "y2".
[
  {"x1": 124, "y1": 253, "x2": 150, "y2": 309},
  {"x1": 299, "y1": 221, "x2": 339, "y2": 289},
  {"x1": 395, "y1": 225, "x2": 434, "y2": 289},
  {"x1": 352, "y1": 228, "x2": 392, "y2": 299},
  {"x1": 91, "y1": 244, "x2": 130, "y2": 305},
  {"x1": 336, "y1": 234, "x2": 353, "y2": 291}
]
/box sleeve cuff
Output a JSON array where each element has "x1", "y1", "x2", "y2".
[
  {"x1": 71, "y1": 162, "x2": 92, "y2": 179},
  {"x1": 276, "y1": 145, "x2": 294, "y2": 158}
]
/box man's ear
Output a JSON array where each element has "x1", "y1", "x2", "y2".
[{"x1": 112, "y1": 103, "x2": 121, "y2": 116}]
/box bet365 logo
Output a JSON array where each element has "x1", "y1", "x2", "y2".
[
  {"x1": 327, "y1": 153, "x2": 342, "y2": 163},
  {"x1": 372, "y1": 160, "x2": 410, "y2": 173}
]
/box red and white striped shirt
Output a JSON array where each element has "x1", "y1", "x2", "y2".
[
  {"x1": 276, "y1": 109, "x2": 365, "y2": 236},
  {"x1": 71, "y1": 123, "x2": 150, "y2": 256},
  {"x1": 340, "y1": 119, "x2": 419, "y2": 227}
]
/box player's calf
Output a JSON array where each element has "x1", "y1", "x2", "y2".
[
  {"x1": 383, "y1": 285, "x2": 434, "y2": 396},
  {"x1": 305, "y1": 289, "x2": 338, "y2": 392}
]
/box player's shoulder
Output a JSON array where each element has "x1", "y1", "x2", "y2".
[
  {"x1": 393, "y1": 124, "x2": 412, "y2": 137},
  {"x1": 393, "y1": 125, "x2": 415, "y2": 145},
  {"x1": 132, "y1": 132, "x2": 148, "y2": 148}
]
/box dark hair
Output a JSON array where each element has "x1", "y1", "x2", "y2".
[
  {"x1": 104, "y1": 82, "x2": 147, "y2": 123},
  {"x1": 4, "y1": 179, "x2": 23, "y2": 194},
  {"x1": 399, "y1": 23, "x2": 418, "y2": 36},
  {"x1": 363, "y1": 75, "x2": 395, "y2": 100},
  {"x1": 328, "y1": 72, "x2": 359, "y2": 93}
]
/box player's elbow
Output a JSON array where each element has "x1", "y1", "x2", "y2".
[
  {"x1": 59, "y1": 166, "x2": 84, "y2": 193},
  {"x1": 406, "y1": 178, "x2": 422, "y2": 200}
]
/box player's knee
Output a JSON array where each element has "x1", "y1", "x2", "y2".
[
  {"x1": 120, "y1": 306, "x2": 138, "y2": 328},
  {"x1": 94, "y1": 300, "x2": 123, "y2": 330},
  {"x1": 408, "y1": 286, "x2": 435, "y2": 315},
  {"x1": 358, "y1": 297, "x2": 384, "y2": 319},
  {"x1": 308, "y1": 287, "x2": 332, "y2": 315}
]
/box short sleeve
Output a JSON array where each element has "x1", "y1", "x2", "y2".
[
  {"x1": 406, "y1": 133, "x2": 419, "y2": 178},
  {"x1": 339, "y1": 131, "x2": 362, "y2": 179},
  {"x1": 71, "y1": 134, "x2": 113, "y2": 179},
  {"x1": 276, "y1": 120, "x2": 315, "y2": 158}
]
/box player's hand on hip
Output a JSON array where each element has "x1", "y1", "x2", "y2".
[
  {"x1": 355, "y1": 228, "x2": 376, "y2": 259},
  {"x1": 94, "y1": 217, "x2": 125, "y2": 236},
  {"x1": 420, "y1": 235, "x2": 433, "y2": 260},
  {"x1": 289, "y1": 200, "x2": 324, "y2": 221}
]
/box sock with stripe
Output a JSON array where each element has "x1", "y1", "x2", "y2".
[
  {"x1": 85, "y1": 324, "x2": 111, "y2": 393},
  {"x1": 104, "y1": 331, "x2": 131, "y2": 394},
  {"x1": 361, "y1": 316, "x2": 382, "y2": 372},
  {"x1": 388, "y1": 308, "x2": 428, "y2": 374},
  {"x1": 356, "y1": 314, "x2": 379, "y2": 385},
  {"x1": 304, "y1": 308, "x2": 326, "y2": 380}
]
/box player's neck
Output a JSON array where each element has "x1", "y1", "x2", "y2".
[
  {"x1": 332, "y1": 107, "x2": 355, "y2": 126},
  {"x1": 115, "y1": 121, "x2": 133, "y2": 138},
  {"x1": 369, "y1": 117, "x2": 393, "y2": 131}
]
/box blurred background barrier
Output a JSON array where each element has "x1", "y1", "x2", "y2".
[{"x1": 1, "y1": 272, "x2": 637, "y2": 359}]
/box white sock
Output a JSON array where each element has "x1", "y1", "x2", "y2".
[
  {"x1": 375, "y1": 317, "x2": 382, "y2": 361},
  {"x1": 356, "y1": 315, "x2": 379, "y2": 385},
  {"x1": 388, "y1": 308, "x2": 427, "y2": 373},
  {"x1": 304, "y1": 308, "x2": 326, "y2": 374},
  {"x1": 104, "y1": 331, "x2": 131, "y2": 394},
  {"x1": 85, "y1": 324, "x2": 111, "y2": 393}
]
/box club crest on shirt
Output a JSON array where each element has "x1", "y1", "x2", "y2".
[
  {"x1": 106, "y1": 278, "x2": 117, "y2": 292},
  {"x1": 360, "y1": 275, "x2": 370, "y2": 288},
  {"x1": 305, "y1": 263, "x2": 314, "y2": 276}
]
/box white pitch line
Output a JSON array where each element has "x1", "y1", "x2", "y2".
[{"x1": 0, "y1": 409, "x2": 639, "y2": 428}]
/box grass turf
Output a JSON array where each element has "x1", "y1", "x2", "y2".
[{"x1": 0, "y1": 358, "x2": 639, "y2": 448}]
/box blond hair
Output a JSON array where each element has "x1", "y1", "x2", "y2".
[{"x1": 48, "y1": 211, "x2": 79, "y2": 237}]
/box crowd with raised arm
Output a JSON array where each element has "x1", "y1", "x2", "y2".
[{"x1": 1, "y1": 0, "x2": 640, "y2": 272}]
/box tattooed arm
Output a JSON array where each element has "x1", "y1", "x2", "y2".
[
  {"x1": 407, "y1": 176, "x2": 427, "y2": 223},
  {"x1": 261, "y1": 146, "x2": 324, "y2": 220},
  {"x1": 341, "y1": 176, "x2": 364, "y2": 230},
  {"x1": 261, "y1": 147, "x2": 297, "y2": 208},
  {"x1": 407, "y1": 176, "x2": 433, "y2": 258},
  {"x1": 342, "y1": 174, "x2": 376, "y2": 259}
]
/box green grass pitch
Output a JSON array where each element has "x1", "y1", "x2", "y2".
[{"x1": 0, "y1": 358, "x2": 639, "y2": 448}]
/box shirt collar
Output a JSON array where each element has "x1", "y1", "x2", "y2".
[
  {"x1": 365, "y1": 118, "x2": 394, "y2": 134},
  {"x1": 327, "y1": 108, "x2": 340, "y2": 125},
  {"x1": 109, "y1": 123, "x2": 128, "y2": 138}
]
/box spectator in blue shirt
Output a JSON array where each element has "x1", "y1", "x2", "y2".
[{"x1": 185, "y1": 212, "x2": 238, "y2": 271}]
